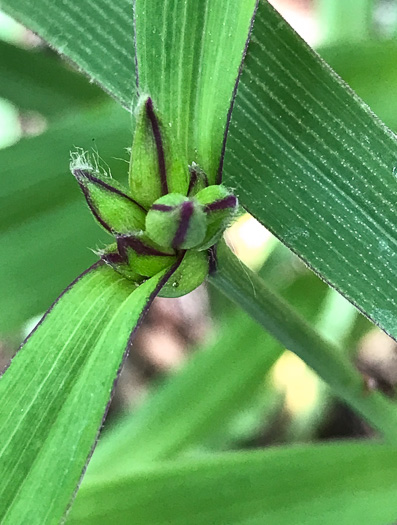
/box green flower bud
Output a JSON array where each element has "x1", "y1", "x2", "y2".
[
  {"x1": 159, "y1": 250, "x2": 208, "y2": 298},
  {"x1": 117, "y1": 234, "x2": 177, "y2": 278},
  {"x1": 72, "y1": 168, "x2": 146, "y2": 235},
  {"x1": 129, "y1": 96, "x2": 189, "y2": 209},
  {"x1": 187, "y1": 163, "x2": 208, "y2": 196},
  {"x1": 145, "y1": 193, "x2": 207, "y2": 250},
  {"x1": 195, "y1": 185, "x2": 238, "y2": 250}
]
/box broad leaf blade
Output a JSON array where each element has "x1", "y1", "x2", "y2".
[
  {"x1": 0, "y1": 264, "x2": 168, "y2": 524},
  {"x1": 134, "y1": 0, "x2": 257, "y2": 181},
  {"x1": 68, "y1": 443, "x2": 397, "y2": 525},
  {"x1": 223, "y1": 1, "x2": 397, "y2": 340},
  {"x1": 0, "y1": 0, "x2": 136, "y2": 107}
]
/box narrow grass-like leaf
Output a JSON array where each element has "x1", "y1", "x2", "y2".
[
  {"x1": 133, "y1": 0, "x2": 257, "y2": 181},
  {"x1": 69, "y1": 443, "x2": 397, "y2": 525},
  {"x1": 0, "y1": 40, "x2": 104, "y2": 119},
  {"x1": 223, "y1": 0, "x2": 397, "y2": 341},
  {"x1": 211, "y1": 241, "x2": 397, "y2": 440},
  {"x1": 0, "y1": 0, "x2": 136, "y2": 107},
  {"x1": 83, "y1": 311, "x2": 282, "y2": 480},
  {"x1": 0, "y1": 264, "x2": 170, "y2": 524}
]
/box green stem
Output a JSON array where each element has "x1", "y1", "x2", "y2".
[{"x1": 210, "y1": 241, "x2": 397, "y2": 442}]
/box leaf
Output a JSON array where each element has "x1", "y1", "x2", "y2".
[
  {"x1": 133, "y1": 0, "x2": 257, "y2": 181},
  {"x1": 0, "y1": 40, "x2": 104, "y2": 119},
  {"x1": 0, "y1": 0, "x2": 136, "y2": 107},
  {"x1": 83, "y1": 311, "x2": 283, "y2": 480},
  {"x1": 68, "y1": 442, "x2": 397, "y2": 525},
  {"x1": 222, "y1": 0, "x2": 397, "y2": 342},
  {"x1": 0, "y1": 263, "x2": 171, "y2": 524},
  {"x1": 210, "y1": 241, "x2": 397, "y2": 441}
]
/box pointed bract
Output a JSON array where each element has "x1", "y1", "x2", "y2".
[
  {"x1": 129, "y1": 96, "x2": 189, "y2": 209},
  {"x1": 73, "y1": 169, "x2": 146, "y2": 235}
]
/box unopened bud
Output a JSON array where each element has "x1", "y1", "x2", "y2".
[
  {"x1": 129, "y1": 96, "x2": 189, "y2": 209},
  {"x1": 73, "y1": 169, "x2": 146, "y2": 235},
  {"x1": 145, "y1": 193, "x2": 207, "y2": 250},
  {"x1": 195, "y1": 185, "x2": 237, "y2": 249},
  {"x1": 159, "y1": 250, "x2": 208, "y2": 298}
]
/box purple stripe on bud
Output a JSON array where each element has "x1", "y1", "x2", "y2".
[
  {"x1": 172, "y1": 201, "x2": 194, "y2": 249},
  {"x1": 204, "y1": 195, "x2": 237, "y2": 213},
  {"x1": 101, "y1": 251, "x2": 125, "y2": 265},
  {"x1": 73, "y1": 169, "x2": 145, "y2": 210},
  {"x1": 117, "y1": 236, "x2": 173, "y2": 257},
  {"x1": 151, "y1": 204, "x2": 175, "y2": 212},
  {"x1": 145, "y1": 97, "x2": 168, "y2": 195}
]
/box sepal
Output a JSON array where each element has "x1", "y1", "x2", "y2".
[
  {"x1": 129, "y1": 96, "x2": 189, "y2": 209},
  {"x1": 72, "y1": 168, "x2": 146, "y2": 235}
]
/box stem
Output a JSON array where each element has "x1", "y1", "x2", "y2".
[{"x1": 210, "y1": 241, "x2": 397, "y2": 442}]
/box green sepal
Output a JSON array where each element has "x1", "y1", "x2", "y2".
[
  {"x1": 117, "y1": 234, "x2": 177, "y2": 278},
  {"x1": 195, "y1": 185, "x2": 238, "y2": 250},
  {"x1": 72, "y1": 169, "x2": 146, "y2": 235},
  {"x1": 158, "y1": 250, "x2": 209, "y2": 298},
  {"x1": 145, "y1": 193, "x2": 207, "y2": 250},
  {"x1": 99, "y1": 243, "x2": 143, "y2": 283},
  {"x1": 129, "y1": 96, "x2": 189, "y2": 209},
  {"x1": 187, "y1": 163, "x2": 209, "y2": 197}
]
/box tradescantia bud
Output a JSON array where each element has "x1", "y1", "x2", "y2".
[
  {"x1": 72, "y1": 168, "x2": 146, "y2": 235},
  {"x1": 145, "y1": 193, "x2": 207, "y2": 250},
  {"x1": 195, "y1": 185, "x2": 238, "y2": 250},
  {"x1": 129, "y1": 96, "x2": 189, "y2": 210},
  {"x1": 158, "y1": 250, "x2": 209, "y2": 298},
  {"x1": 116, "y1": 234, "x2": 177, "y2": 277}
]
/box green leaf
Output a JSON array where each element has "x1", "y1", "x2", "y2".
[
  {"x1": 68, "y1": 443, "x2": 397, "y2": 525},
  {"x1": 0, "y1": 263, "x2": 170, "y2": 524},
  {"x1": 83, "y1": 311, "x2": 282, "y2": 480},
  {"x1": 0, "y1": 40, "x2": 104, "y2": 119},
  {"x1": 223, "y1": 0, "x2": 397, "y2": 341},
  {"x1": 133, "y1": 0, "x2": 257, "y2": 181},
  {"x1": 211, "y1": 241, "x2": 397, "y2": 441},
  {"x1": 0, "y1": 0, "x2": 136, "y2": 107}
]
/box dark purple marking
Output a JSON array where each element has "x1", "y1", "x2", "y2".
[
  {"x1": 101, "y1": 251, "x2": 126, "y2": 266},
  {"x1": 172, "y1": 201, "x2": 194, "y2": 249},
  {"x1": 117, "y1": 235, "x2": 173, "y2": 257},
  {"x1": 73, "y1": 170, "x2": 145, "y2": 210},
  {"x1": 145, "y1": 98, "x2": 168, "y2": 195},
  {"x1": 151, "y1": 203, "x2": 174, "y2": 212},
  {"x1": 216, "y1": 1, "x2": 259, "y2": 184},
  {"x1": 73, "y1": 169, "x2": 145, "y2": 233},
  {"x1": 208, "y1": 245, "x2": 218, "y2": 275},
  {"x1": 204, "y1": 195, "x2": 237, "y2": 213},
  {"x1": 187, "y1": 167, "x2": 209, "y2": 195}
]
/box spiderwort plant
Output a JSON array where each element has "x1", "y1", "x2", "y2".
[
  {"x1": 72, "y1": 96, "x2": 238, "y2": 298},
  {"x1": 4, "y1": 0, "x2": 397, "y2": 523}
]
